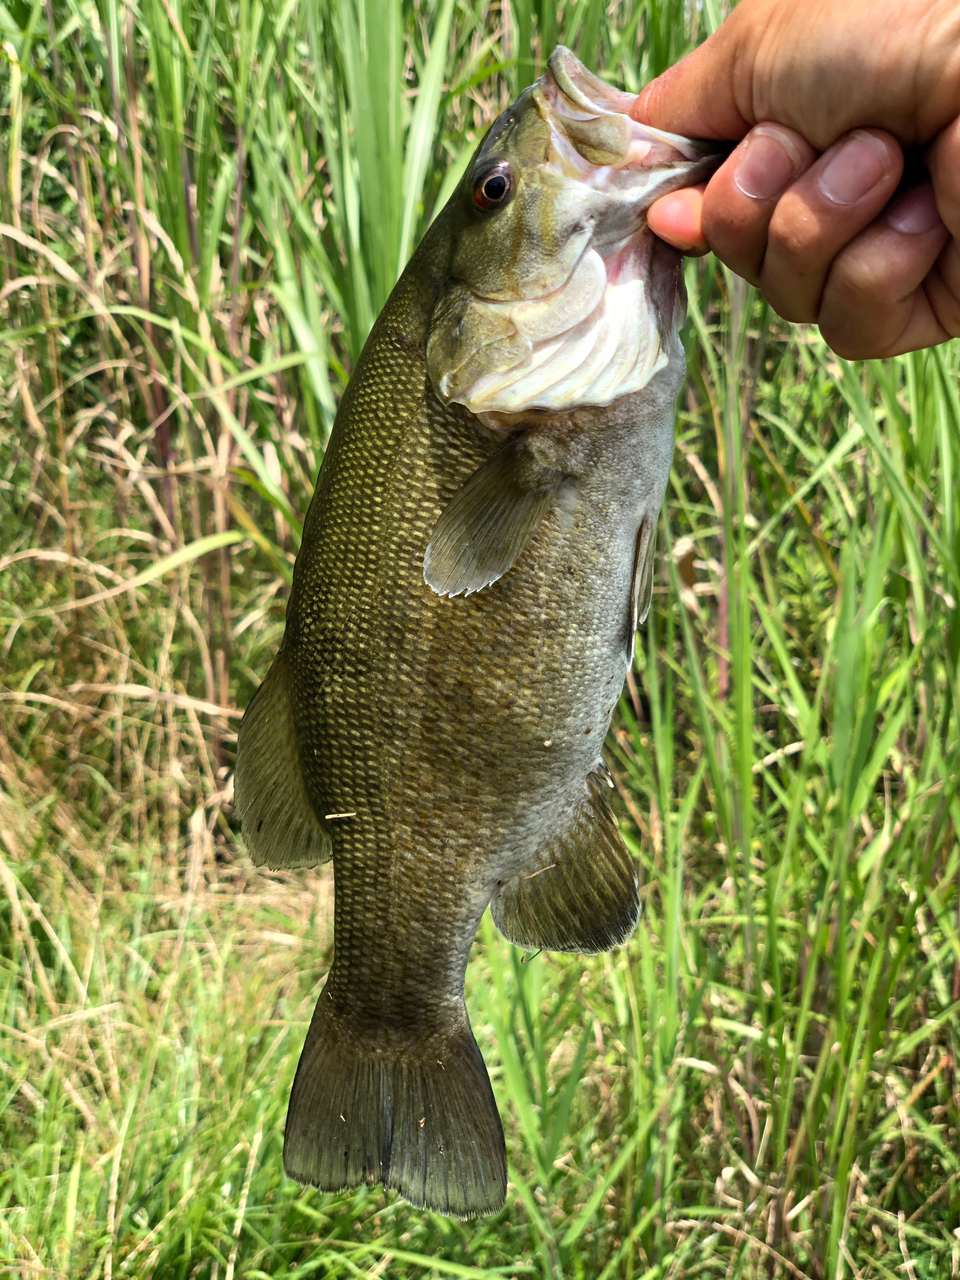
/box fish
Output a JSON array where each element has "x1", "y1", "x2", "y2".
[{"x1": 235, "y1": 47, "x2": 722, "y2": 1219}]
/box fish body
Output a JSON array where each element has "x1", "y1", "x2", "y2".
[{"x1": 235, "y1": 49, "x2": 720, "y2": 1218}]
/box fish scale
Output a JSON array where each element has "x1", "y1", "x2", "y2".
[{"x1": 235, "y1": 47, "x2": 724, "y2": 1217}]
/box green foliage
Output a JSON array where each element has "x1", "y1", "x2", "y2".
[{"x1": 2, "y1": 0, "x2": 960, "y2": 1276}]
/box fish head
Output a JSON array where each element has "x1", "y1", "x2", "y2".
[{"x1": 426, "y1": 47, "x2": 724, "y2": 416}]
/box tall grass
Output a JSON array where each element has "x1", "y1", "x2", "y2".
[{"x1": 2, "y1": 0, "x2": 959, "y2": 1276}]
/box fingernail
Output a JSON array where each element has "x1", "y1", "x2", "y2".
[
  {"x1": 733, "y1": 126, "x2": 803, "y2": 200},
  {"x1": 887, "y1": 183, "x2": 943, "y2": 234},
  {"x1": 817, "y1": 130, "x2": 889, "y2": 205}
]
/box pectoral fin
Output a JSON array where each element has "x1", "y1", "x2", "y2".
[
  {"x1": 423, "y1": 435, "x2": 561, "y2": 598},
  {"x1": 491, "y1": 770, "x2": 639, "y2": 954},
  {"x1": 235, "y1": 648, "x2": 332, "y2": 868}
]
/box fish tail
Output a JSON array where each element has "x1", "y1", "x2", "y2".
[{"x1": 283, "y1": 988, "x2": 507, "y2": 1218}]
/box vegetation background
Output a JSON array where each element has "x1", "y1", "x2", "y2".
[{"x1": 2, "y1": 0, "x2": 959, "y2": 1275}]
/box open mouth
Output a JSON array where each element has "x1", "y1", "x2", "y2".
[{"x1": 542, "y1": 45, "x2": 728, "y2": 201}]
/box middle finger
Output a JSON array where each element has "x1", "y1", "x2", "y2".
[{"x1": 758, "y1": 129, "x2": 905, "y2": 322}]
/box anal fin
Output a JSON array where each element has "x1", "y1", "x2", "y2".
[
  {"x1": 423, "y1": 434, "x2": 561, "y2": 598},
  {"x1": 235, "y1": 647, "x2": 332, "y2": 868},
  {"x1": 491, "y1": 771, "x2": 639, "y2": 954}
]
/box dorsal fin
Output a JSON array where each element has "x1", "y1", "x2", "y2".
[{"x1": 235, "y1": 648, "x2": 332, "y2": 868}]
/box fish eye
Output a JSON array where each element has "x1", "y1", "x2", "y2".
[{"x1": 472, "y1": 164, "x2": 513, "y2": 212}]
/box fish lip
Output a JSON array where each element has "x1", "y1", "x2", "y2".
[
  {"x1": 546, "y1": 45, "x2": 639, "y2": 120},
  {"x1": 639, "y1": 144, "x2": 731, "y2": 205},
  {"x1": 544, "y1": 45, "x2": 730, "y2": 180}
]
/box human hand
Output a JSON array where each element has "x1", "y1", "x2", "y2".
[{"x1": 631, "y1": 0, "x2": 960, "y2": 358}]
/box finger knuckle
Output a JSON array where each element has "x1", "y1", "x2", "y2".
[{"x1": 766, "y1": 207, "x2": 824, "y2": 265}]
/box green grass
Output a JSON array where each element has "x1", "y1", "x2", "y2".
[{"x1": 2, "y1": 0, "x2": 959, "y2": 1276}]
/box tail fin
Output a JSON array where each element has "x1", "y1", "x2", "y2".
[{"x1": 283, "y1": 989, "x2": 507, "y2": 1218}]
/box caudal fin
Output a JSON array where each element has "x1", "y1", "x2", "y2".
[{"x1": 283, "y1": 989, "x2": 507, "y2": 1218}]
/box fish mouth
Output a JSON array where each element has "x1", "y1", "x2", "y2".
[{"x1": 540, "y1": 46, "x2": 727, "y2": 205}]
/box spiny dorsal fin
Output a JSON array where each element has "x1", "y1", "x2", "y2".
[
  {"x1": 235, "y1": 648, "x2": 332, "y2": 868},
  {"x1": 491, "y1": 771, "x2": 639, "y2": 954},
  {"x1": 423, "y1": 435, "x2": 561, "y2": 598}
]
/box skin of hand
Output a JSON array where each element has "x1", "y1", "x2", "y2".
[{"x1": 631, "y1": 0, "x2": 960, "y2": 357}]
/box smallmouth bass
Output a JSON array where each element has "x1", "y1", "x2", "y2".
[{"x1": 236, "y1": 48, "x2": 722, "y2": 1218}]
